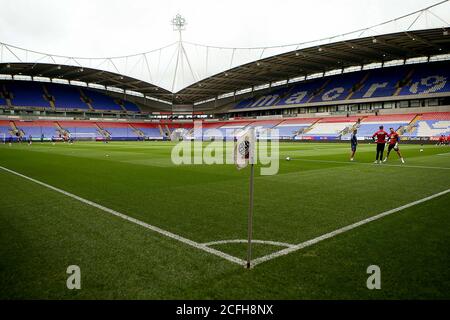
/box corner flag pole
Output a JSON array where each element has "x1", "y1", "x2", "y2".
[
  {"x1": 246, "y1": 127, "x2": 256, "y2": 269},
  {"x1": 246, "y1": 161, "x2": 255, "y2": 269}
]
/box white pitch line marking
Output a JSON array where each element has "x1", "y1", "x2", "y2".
[
  {"x1": 290, "y1": 158, "x2": 450, "y2": 170},
  {"x1": 0, "y1": 165, "x2": 246, "y2": 266},
  {"x1": 251, "y1": 188, "x2": 450, "y2": 267},
  {"x1": 203, "y1": 239, "x2": 294, "y2": 248}
]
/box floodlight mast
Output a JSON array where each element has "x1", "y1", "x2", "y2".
[
  {"x1": 172, "y1": 14, "x2": 187, "y2": 40},
  {"x1": 170, "y1": 14, "x2": 197, "y2": 94}
]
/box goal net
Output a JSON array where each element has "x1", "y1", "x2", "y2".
[{"x1": 69, "y1": 132, "x2": 98, "y2": 141}]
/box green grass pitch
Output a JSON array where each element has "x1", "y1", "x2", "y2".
[{"x1": 0, "y1": 141, "x2": 449, "y2": 299}]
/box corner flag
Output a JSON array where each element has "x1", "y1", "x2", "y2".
[
  {"x1": 235, "y1": 128, "x2": 256, "y2": 169},
  {"x1": 235, "y1": 128, "x2": 256, "y2": 269}
]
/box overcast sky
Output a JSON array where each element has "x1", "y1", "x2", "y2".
[
  {"x1": 0, "y1": 0, "x2": 446, "y2": 56},
  {"x1": 0, "y1": 0, "x2": 448, "y2": 91}
]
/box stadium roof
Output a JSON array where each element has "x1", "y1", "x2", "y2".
[
  {"x1": 175, "y1": 28, "x2": 450, "y2": 104},
  {"x1": 0, "y1": 62, "x2": 173, "y2": 103},
  {"x1": 0, "y1": 28, "x2": 449, "y2": 106}
]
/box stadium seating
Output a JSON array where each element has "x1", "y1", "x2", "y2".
[
  {"x1": 399, "y1": 63, "x2": 450, "y2": 96},
  {"x1": 350, "y1": 66, "x2": 410, "y2": 100},
  {"x1": 99, "y1": 122, "x2": 141, "y2": 140},
  {"x1": 232, "y1": 61, "x2": 450, "y2": 110},
  {"x1": 83, "y1": 89, "x2": 122, "y2": 111},
  {"x1": 15, "y1": 121, "x2": 57, "y2": 139},
  {"x1": 1, "y1": 112, "x2": 449, "y2": 141},
  {"x1": 302, "y1": 116, "x2": 360, "y2": 139},
  {"x1": 123, "y1": 100, "x2": 140, "y2": 112},
  {"x1": 0, "y1": 81, "x2": 141, "y2": 112},
  {"x1": 310, "y1": 72, "x2": 367, "y2": 103},
  {"x1": 3, "y1": 81, "x2": 50, "y2": 108},
  {"x1": 246, "y1": 119, "x2": 283, "y2": 137},
  {"x1": 277, "y1": 79, "x2": 327, "y2": 106},
  {"x1": 215, "y1": 120, "x2": 253, "y2": 140},
  {"x1": 45, "y1": 84, "x2": 89, "y2": 110},
  {"x1": 234, "y1": 87, "x2": 291, "y2": 109},
  {"x1": 189, "y1": 121, "x2": 222, "y2": 140},
  {"x1": 355, "y1": 114, "x2": 416, "y2": 138},
  {"x1": 132, "y1": 123, "x2": 164, "y2": 139},
  {"x1": 405, "y1": 112, "x2": 450, "y2": 137},
  {"x1": 0, "y1": 120, "x2": 10, "y2": 139},
  {"x1": 273, "y1": 118, "x2": 320, "y2": 138}
]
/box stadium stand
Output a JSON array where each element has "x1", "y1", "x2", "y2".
[
  {"x1": 98, "y1": 122, "x2": 139, "y2": 140},
  {"x1": 0, "y1": 81, "x2": 141, "y2": 112},
  {"x1": 399, "y1": 63, "x2": 450, "y2": 96},
  {"x1": 232, "y1": 61, "x2": 450, "y2": 110},
  {"x1": 273, "y1": 118, "x2": 320, "y2": 139},
  {"x1": 216, "y1": 120, "x2": 254, "y2": 140},
  {"x1": 234, "y1": 87, "x2": 290, "y2": 109},
  {"x1": 12, "y1": 121, "x2": 57, "y2": 139},
  {"x1": 83, "y1": 89, "x2": 122, "y2": 111},
  {"x1": 56, "y1": 121, "x2": 100, "y2": 139},
  {"x1": 350, "y1": 66, "x2": 411, "y2": 100},
  {"x1": 44, "y1": 83, "x2": 90, "y2": 110},
  {"x1": 310, "y1": 72, "x2": 367, "y2": 103},
  {"x1": 1, "y1": 112, "x2": 449, "y2": 141},
  {"x1": 2, "y1": 81, "x2": 50, "y2": 108},
  {"x1": 132, "y1": 123, "x2": 165, "y2": 139},
  {"x1": 404, "y1": 112, "x2": 450, "y2": 137},
  {"x1": 0, "y1": 120, "x2": 10, "y2": 139},
  {"x1": 192, "y1": 121, "x2": 224, "y2": 140},
  {"x1": 302, "y1": 116, "x2": 361, "y2": 139},
  {"x1": 122, "y1": 100, "x2": 141, "y2": 112},
  {"x1": 277, "y1": 79, "x2": 327, "y2": 106},
  {"x1": 354, "y1": 114, "x2": 417, "y2": 138}
]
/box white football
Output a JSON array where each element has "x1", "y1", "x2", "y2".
[
  {"x1": 286, "y1": 157, "x2": 291, "y2": 161},
  {"x1": 420, "y1": 149, "x2": 424, "y2": 152}
]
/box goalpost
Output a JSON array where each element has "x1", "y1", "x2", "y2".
[{"x1": 68, "y1": 132, "x2": 97, "y2": 141}]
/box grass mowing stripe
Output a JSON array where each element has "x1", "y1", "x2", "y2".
[
  {"x1": 291, "y1": 158, "x2": 450, "y2": 170},
  {"x1": 0, "y1": 165, "x2": 246, "y2": 267},
  {"x1": 252, "y1": 188, "x2": 450, "y2": 267}
]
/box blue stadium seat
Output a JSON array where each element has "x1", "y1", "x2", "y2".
[
  {"x1": 351, "y1": 66, "x2": 409, "y2": 100},
  {"x1": 123, "y1": 101, "x2": 140, "y2": 112},
  {"x1": 47, "y1": 84, "x2": 89, "y2": 110},
  {"x1": 356, "y1": 123, "x2": 407, "y2": 137},
  {"x1": 139, "y1": 128, "x2": 164, "y2": 138},
  {"x1": 310, "y1": 72, "x2": 367, "y2": 103},
  {"x1": 399, "y1": 63, "x2": 450, "y2": 96},
  {"x1": 277, "y1": 79, "x2": 326, "y2": 106},
  {"x1": 83, "y1": 89, "x2": 122, "y2": 111},
  {"x1": 5, "y1": 81, "x2": 50, "y2": 108}
]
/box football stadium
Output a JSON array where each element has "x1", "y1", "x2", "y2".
[{"x1": 1, "y1": 0, "x2": 450, "y2": 306}]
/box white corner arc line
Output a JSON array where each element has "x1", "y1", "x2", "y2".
[
  {"x1": 203, "y1": 239, "x2": 295, "y2": 248},
  {"x1": 252, "y1": 188, "x2": 450, "y2": 267},
  {"x1": 0, "y1": 165, "x2": 246, "y2": 266}
]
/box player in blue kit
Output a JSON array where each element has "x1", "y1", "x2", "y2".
[{"x1": 350, "y1": 129, "x2": 358, "y2": 161}]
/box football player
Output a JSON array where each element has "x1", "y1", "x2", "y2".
[{"x1": 383, "y1": 128, "x2": 405, "y2": 163}]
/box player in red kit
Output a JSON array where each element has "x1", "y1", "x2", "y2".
[
  {"x1": 372, "y1": 125, "x2": 388, "y2": 164},
  {"x1": 383, "y1": 128, "x2": 405, "y2": 163}
]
